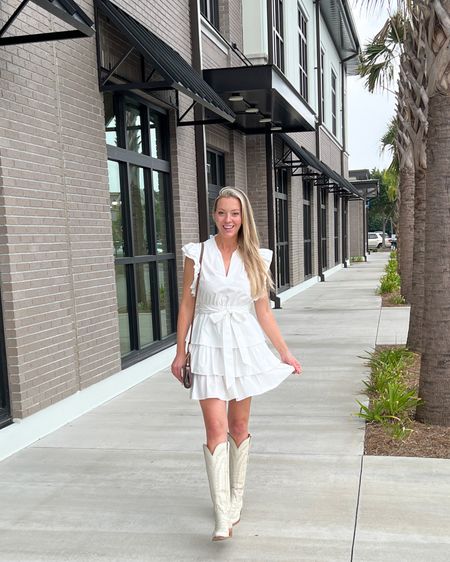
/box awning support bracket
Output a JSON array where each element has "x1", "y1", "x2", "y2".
[
  {"x1": 101, "y1": 46, "x2": 135, "y2": 87},
  {"x1": 0, "y1": 0, "x2": 95, "y2": 46}
]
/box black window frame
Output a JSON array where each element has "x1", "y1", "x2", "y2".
[
  {"x1": 321, "y1": 188, "x2": 328, "y2": 271},
  {"x1": 273, "y1": 0, "x2": 285, "y2": 73},
  {"x1": 104, "y1": 92, "x2": 178, "y2": 368},
  {"x1": 334, "y1": 194, "x2": 340, "y2": 264},
  {"x1": 275, "y1": 167, "x2": 290, "y2": 291},
  {"x1": 303, "y1": 180, "x2": 313, "y2": 279},
  {"x1": 200, "y1": 0, "x2": 220, "y2": 30},
  {"x1": 331, "y1": 69, "x2": 337, "y2": 137},
  {"x1": 298, "y1": 4, "x2": 308, "y2": 102},
  {"x1": 206, "y1": 149, "x2": 226, "y2": 237}
]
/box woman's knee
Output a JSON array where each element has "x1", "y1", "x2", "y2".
[
  {"x1": 228, "y1": 418, "x2": 249, "y2": 439},
  {"x1": 205, "y1": 417, "x2": 228, "y2": 437}
]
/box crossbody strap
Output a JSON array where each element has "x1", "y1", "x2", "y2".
[{"x1": 187, "y1": 242, "x2": 205, "y2": 351}]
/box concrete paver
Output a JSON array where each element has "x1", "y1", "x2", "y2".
[
  {"x1": 353, "y1": 456, "x2": 450, "y2": 561},
  {"x1": 0, "y1": 252, "x2": 448, "y2": 561}
]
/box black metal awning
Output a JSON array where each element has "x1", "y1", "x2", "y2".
[
  {"x1": 320, "y1": 0, "x2": 360, "y2": 74},
  {"x1": 350, "y1": 179, "x2": 380, "y2": 199},
  {"x1": 276, "y1": 133, "x2": 362, "y2": 199},
  {"x1": 94, "y1": 0, "x2": 235, "y2": 124},
  {"x1": 0, "y1": 0, "x2": 95, "y2": 45},
  {"x1": 203, "y1": 65, "x2": 316, "y2": 134}
]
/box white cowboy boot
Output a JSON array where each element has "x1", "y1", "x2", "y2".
[
  {"x1": 228, "y1": 433, "x2": 251, "y2": 526},
  {"x1": 203, "y1": 441, "x2": 232, "y2": 541}
]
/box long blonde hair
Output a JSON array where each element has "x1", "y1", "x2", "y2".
[{"x1": 213, "y1": 187, "x2": 274, "y2": 299}]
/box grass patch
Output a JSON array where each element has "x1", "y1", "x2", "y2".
[{"x1": 356, "y1": 347, "x2": 421, "y2": 440}]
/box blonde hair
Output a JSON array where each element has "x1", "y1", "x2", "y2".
[{"x1": 213, "y1": 187, "x2": 274, "y2": 299}]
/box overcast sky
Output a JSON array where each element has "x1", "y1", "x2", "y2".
[{"x1": 347, "y1": 1, "x2": 395, "y2": 172}]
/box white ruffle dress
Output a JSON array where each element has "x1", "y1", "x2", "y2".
[{"x1": 182, "y1": 236, "x2": 293, "y2": 401}]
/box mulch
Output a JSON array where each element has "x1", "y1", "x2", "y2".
[
  {"x1": 363, "y1": 345, "x2": 450, "y2": 459},
  {"x1": 380, "y1": 290, "x2": 409, "y2": 307}
]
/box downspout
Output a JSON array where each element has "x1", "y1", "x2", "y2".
[
  {"x1": 189, "y1": 0, "x2": 209, "y2": 242},
  {"x1": 340, "y1": 62, "x2": 348, "y2": 267},
  {"x1": 315, "y1": 0, "x2": 322, "y2": 157},
  {"x1": 315, "y1": 0, "x2": 324, "y2": 281},
  {"x1": 267, "y1": 0, "x2": 274, "y2": 65},
  {"x1": 266, "y1": 0, "x2": 281, "y2": 307},
  {"x1": 266, "y1": 133, "x2": 280, "y2": 307}
]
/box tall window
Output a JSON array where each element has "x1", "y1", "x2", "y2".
[
  {"x1": 331, "y1": 69, "x2": 337, "y2": 136},
  {"x1": 275, "y1": 168, "x2": 289, "y2": 290},
  {"x1": 321, "y1": 188, "x2": 328, "y2": 270},
  {"x1": 200, "y1": 0, "x2": 219, "y2": 29},
  {"x1": 273, "y1": 0, "x2": 285, "y2": 72},
  {"x1": 303, "y1": 180, "x2": 312, "y2": 278},
  {"x1": 320, "y1": 49, "x2": 325, "y2": 120},
  {"x1": 334, "y1": 194, "x2": 340, "y2": 264},
  {"x1": 207, "y1": 150, "x2": 225, "y2": 237},
  {"x1": 104, "y1": 93, "x2": 177, "y2": 363},
  {"x1": 298, "y1": 5, "x2": 308, "y2": 101}
]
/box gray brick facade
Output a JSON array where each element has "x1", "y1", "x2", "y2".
[{"x1": 0, "y1": 0, "x2": 363, "y2": 422}]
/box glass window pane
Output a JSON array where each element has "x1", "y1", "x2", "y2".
[
  {"x1": 153, "y1": 171, "x2": 169, "y2": 254},
  {"x1": 158, "y1": 262, "x2": 173, "y2": 338},
  {"x1": 129, "y1": 166, "x2": 149, "y2": 256},
  {"x1": 104, "y1": 93, "x2": 118, "y2": 146},
  {"x1": 149, "y1": 111, "x2": 165, "y2": 159},
  {"x1": 108, "y1": 161, "x2": 125, "y2": 258},
  {"x1": 136, "y1": 263, "x2": 154, "y2": 347},
  {"x1": 126, "y1": 104, "x2": 143, "y2": 153},
  {"x1": 115, "y1": 264, "x2": 131, "y2": 355}
]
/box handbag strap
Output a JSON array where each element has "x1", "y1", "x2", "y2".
[{"x1": 187, "y1": 242, "x2": 205, "y2": 351}]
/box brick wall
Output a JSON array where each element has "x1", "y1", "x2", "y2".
[
  {"x1": 246, "y1": 136, "x2": 269, "y2": 248},
  {"x1": 0, "y1": 0, "x2": 123, "y2": 417}
]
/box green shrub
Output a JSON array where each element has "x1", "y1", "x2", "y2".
[
  {"x1": 351, "y1": 256, "x2": 365, "y2": 263},
  {"x1": 378, "y1": 271, "x2": 401, "y2": 294},
  {"x1": 356, "y1": 348, "x2": 420, "y2": 441}
]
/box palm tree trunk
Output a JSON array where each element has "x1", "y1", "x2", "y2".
[
  {"x1": 397, "y1": 166, "x2": 415, "y2": 302},
  {"x1": 416, "y1": 91, "x2": 450, "y2": 426},
  {"x1": 406, "y1": 169, "x2": 426, "y2": 352}
]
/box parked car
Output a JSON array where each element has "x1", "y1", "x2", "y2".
[
  {"x1": 368, "y1": 232, "x2": 384, "y2": 250},
  {"x1": 374, "y1": 231, "x2": 393, "y2": 247}
]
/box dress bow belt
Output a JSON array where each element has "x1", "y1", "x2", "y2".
[{"x1": 196, "y1": 304, "x2": 252, "y2": 389}]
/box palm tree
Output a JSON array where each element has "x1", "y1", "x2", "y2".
[
  {"x1": 357, "y1": 0, "x2": 450, "y2": 425},
  {"x1": 358, "y1": 10, "x2": 416, "y2": 304},
  {"x1": 414, "y1": 0, "x2": 450, "y2": 425}
]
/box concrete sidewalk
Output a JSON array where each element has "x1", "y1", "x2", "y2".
[{"x1": 0, "y1": 253, "x2": 449, "y2": 562}]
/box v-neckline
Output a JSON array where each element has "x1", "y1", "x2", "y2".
[{"x1": 213, "y1": 236, "x2": 237, "y2": 278}]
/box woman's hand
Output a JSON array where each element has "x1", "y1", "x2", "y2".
[
  {"x1": 280, "y1": 350, "x2": 302, "y2": 375},
  {"x1": 171, "y1": 352, "x2": 186, "y2": 384}
]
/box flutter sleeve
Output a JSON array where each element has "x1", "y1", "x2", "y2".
[
  {"x1": 182, "y1": 242, "x2": 202, "y2": 296},
  {"x1": 259, "y1": 248, "x2": 273, "y2": 271}
]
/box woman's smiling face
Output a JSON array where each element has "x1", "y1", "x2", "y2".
[{"x1": 214, "y1": 197, "x2": 242, "y2": 240}]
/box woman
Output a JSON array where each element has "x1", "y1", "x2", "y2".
[{"x1": 171, "y1": 187, "x2": 301, "y2": 541}]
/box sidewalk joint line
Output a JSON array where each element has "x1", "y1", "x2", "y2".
[{"x1": 350, "y1": 454, "x2": 364, "y2": 562}]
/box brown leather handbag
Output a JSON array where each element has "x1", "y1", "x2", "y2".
[{"x1": 182, "y1": 242, "x2": 204, "y2": 389}]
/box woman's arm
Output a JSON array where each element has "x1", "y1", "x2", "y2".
[
  {"x1": 254, "y1": 295, "x2": 302, "y2": 374},
  {"x1": 171, "y1": 258, "x2": 196, "y2": 383}
]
